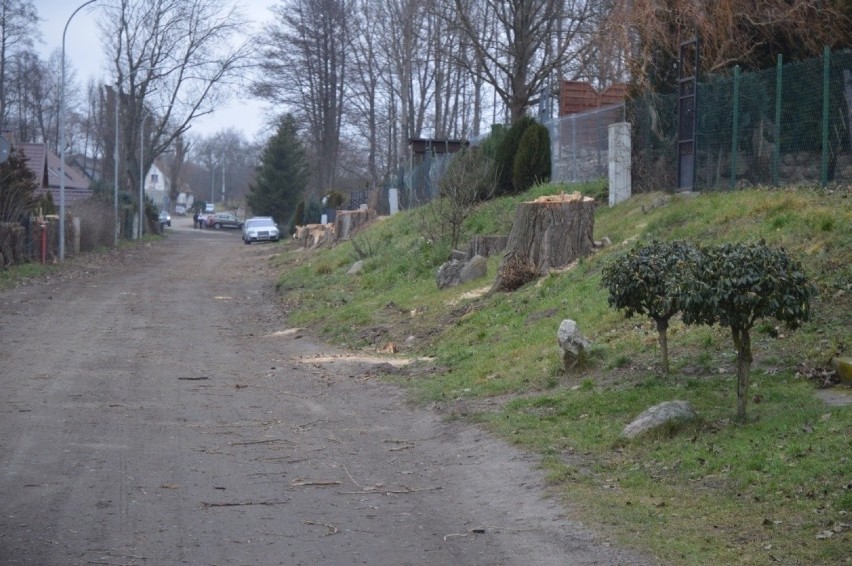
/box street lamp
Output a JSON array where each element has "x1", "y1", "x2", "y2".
[
  {"x1": 60, "y1": 0, "x2": 100, "y2": 261},
  {"x1": 114, "y1": 83, "x2": 119, "y2": 246},
  {"x1": 138, "y1": 109, "x2": 148, "y2": 239}
]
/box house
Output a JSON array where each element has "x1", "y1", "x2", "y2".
[
  {"x1": 18, "y1": 143, "x2": 92, "y2": 203},
  {"x1": 143, "y1": 159, "x2": 170, "y2": 210}
]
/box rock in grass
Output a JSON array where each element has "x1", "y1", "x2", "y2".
[
  {"x1": 831, "y1": 357, "x2": 852, "y2": 385},
  {"x1": 621, "y1": 400, "x2": 698, "y2": 439},
  {"x1": 557, "y1": 319, "x2": 590, "y2": 371}
]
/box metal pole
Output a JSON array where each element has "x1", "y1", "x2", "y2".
[
  {"x1": 139, "y1": 111, "x2": 144, "y2": 239},
  {"x1": 114, "y1": 83, "x2": 119, "y2": 246},
  {"x1": 773, "y1": 55, "x2": 783, "y2": 186},
  {"x1": 730, "y1": 65, "x2": 740, "y2": 190},
  {"x1": 59, "y1": 0, "x2": 100, "y2": 261},
  {"x1": 821, "y1": 46, "x2": 830, "y2": 187}
]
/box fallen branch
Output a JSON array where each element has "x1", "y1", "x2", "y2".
[
  {"x1": 201, "y1": 500, "x2": 289, "y2": 508},
  {"x1": 384, "y1": 438, "x2": 415, "y2": 451},
  {"x1": 303, "y1": 520, "x2": 339, "y2": 536},
  {"x1": 443, "y1": 527, "x2": 487, "y2": 541},
  {"x1": 290, "y1": 478, "x2": 341, "y2": 487},
  {"x1": 178, "y1": 376, "x2": 209, "y2": 380},
  {"x1": 229, "y1": 438, "x2": 294, "y2": 446},
  {"x1": 340, "y1": 485, "x2": 443, "y2": 495}
]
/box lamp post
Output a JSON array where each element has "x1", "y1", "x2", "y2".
[
  {"x1": 60, "y1": 0, "x2": 100, "y2": 261},
  {"x1": 138, "y1": 109, "x2": 147, "y2": 239},
  {"x1": 114, "y1": 82, "x2": 119, "y2": 246}
]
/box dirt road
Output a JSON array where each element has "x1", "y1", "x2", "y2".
[{"x1": 0, "y1": 218, "x2": 656, "y2": 565}]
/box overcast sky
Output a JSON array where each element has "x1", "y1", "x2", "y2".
[{"x1": 36, "y1": 0, "x2": 277, "y2": 140}]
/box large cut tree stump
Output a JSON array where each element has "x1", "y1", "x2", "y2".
[{"x1": 493, "y1": 192, "x2": 595, "y2": 291}]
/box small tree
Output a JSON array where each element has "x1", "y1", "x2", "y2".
[
  {"x1": 419, "y1": 146, "x2": 495, "y2": 251},
  {"x1": 247, "y1": 114, "x2": 309, "y2": 223},
  {"x1": 601, "y1": 240, "x2": 700, "y2": 373},
  {"x1": 512, "y1": 122, "x2": 551, "y2": 193},
  {"x1": 494, "y1": 116, "x2": 536, "y2": 196},
  {"x1": 0, "y1": 148, "x2": 37, "y2": 222},
  {"x1": 680, "y1": 242, "x2": 816, "y2": 422}
]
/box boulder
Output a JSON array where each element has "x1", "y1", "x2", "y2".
[
  {"x1": 347, "y1": 260, "x2": 365, "y2": 275},
  {"x1": 436, "y1": 259, "x2": 464, "y2": 289},
  {"x1": 621, "y1": 400, "x2": 698, "y2": 439},
  {"x1": 831, "y1": 357, "x2": 852, "y2": 385},
  {"x1": 459, "y1": 255, "x2": 488, "y2": 284},
  {"x1": 437, "y1": 255, "x2": 488, "y2": 289},
  {"x1": 557, "y1": 319, "x2": 590, "y2": 371},
  {"x1": 450, "y1": 249, "x2": 468, "y2": 261}
]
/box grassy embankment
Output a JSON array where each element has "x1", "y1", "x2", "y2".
[{"x1": 272, "y1": 184, "x2": 850, "y2": 565}]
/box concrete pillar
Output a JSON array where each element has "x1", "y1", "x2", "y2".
[
  {"x1": 388, "y1": 188, "x2": 399, "y2": 215},
  {"x1": 72, "y1": 217, "x2": 81, "y2": 254},
  {"x1": 608, "y1": 122, "x2": 632, "y2": 207}
]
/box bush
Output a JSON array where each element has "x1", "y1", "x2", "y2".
[
  {"x1": 512, "y1": 123, "x2": 551, "y2": 192},
  {"x1": 418, "y1": 147, "x2": 496, "y2": 250},
  {"x1": 494, "y1": 116, "x2": 536, "y2": 196},
  {"x1": 601, "y1": 240, "x2": 701, "y2": 373},
  {"x1": 605, "y1": 238, "x2": 816, "y2": 422},
  {"x1": 678, "y1": 241, "x2": 816, "y2": 421}
]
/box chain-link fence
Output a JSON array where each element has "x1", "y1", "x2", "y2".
[
  {"x1": 630, "y1": 48, "x2": 852, "y2": 192},
  {"x1": 545, "y1": 104, "x2": 626, "y2": 184},
  {"x1": 399, "y1": 151, "x2": 453, "y2": 210}
]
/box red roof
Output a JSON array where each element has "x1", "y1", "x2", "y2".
[
  {"x1": 19, "y1": 142, "x2": 92, "y2": 203},
  {"x1": 46, "y1": 149, "x2": 91, "y2": 190},
  {"x1": 18, "y1": 143, "x2": 48, "y2": 187}
]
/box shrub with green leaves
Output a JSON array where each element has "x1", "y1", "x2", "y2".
[
  {"x1": 512, "y1": 122, "x2": 551, "y2": 193},
  {"x1": 494, "y1": 116, "x2": 536, "y2": 196},
  {"x1": 601, "y1": 240, "x2": 700, "y2": 373},
  {"x1": 680, "y1": 241, "x2": 816, "y2": 422}
]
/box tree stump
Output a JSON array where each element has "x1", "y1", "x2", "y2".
[
  {"x1": 493, "y1": 192, "x2": 595, "y2": 291},
  {"x1": 334, "y1": 209, "x2": 376, "y2": 241}
]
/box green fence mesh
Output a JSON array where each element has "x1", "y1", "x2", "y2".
[{"x1": 629, "y1": 49, "x2": 852, "y2": 191}]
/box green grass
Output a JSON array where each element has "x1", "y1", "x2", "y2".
[
  {"x1": 0, "y1": 261, "x2": 55, "y2": 290},
  {"x1": 272, "y1": 184, "x2": 851, "y2": 564}
]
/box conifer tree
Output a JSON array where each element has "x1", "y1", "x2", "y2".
[{"x1": 247, "y1": 115, "x2": 309, "y2": 225}]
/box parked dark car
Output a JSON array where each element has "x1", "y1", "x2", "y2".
[{"x1": 208, "y1": 212, "x2": 243, "y2": 230}]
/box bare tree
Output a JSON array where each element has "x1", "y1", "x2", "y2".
[
  {"x1": 380, "y1": 0, "x2": 434, "y2": 157},
  {"x1": 186, "y1": 129, "x2": 259, "y2": 206},
  {"x1": 451, "y1": 0, "x2": 592, "y2": 124},
  {"x1": 165, "y1": 135, "x2": 188, "y2": 209},
  {"x1": 99, "y1": 0, "x2": 254, "y2": 202},
  {"x1": 254, "y1": 0, "x2": 351, "y2": 200},
  {"x1": 607, "y1": 0, "x2": 852, "y2": 92},
  {"x1": 0, "y1": 0, "x2": 39, "y2": 127},
  {"x1": 347, "y1": 0, "x2": 388, "y2": 188}
]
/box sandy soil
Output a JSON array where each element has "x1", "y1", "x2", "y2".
[{"x1": 0, "y1": 217, "x2": 658, "y2": 565}]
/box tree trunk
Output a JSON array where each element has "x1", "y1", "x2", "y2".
[
  {"x1": 493, "y1": 193, "x2": 595, "y2": 291},
  {"x1": 733, "y1": 327, "x2": 753, "y2": 423},
  {"x1": 656, "y1": 318, "x2": 669, "y2": 374}
]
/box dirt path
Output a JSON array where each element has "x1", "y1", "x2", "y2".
[{"x1": 0, "y1": 218, "x2": 657, "y2": 565}]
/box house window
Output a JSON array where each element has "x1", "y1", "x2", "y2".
[{"x1": 150, "y1": 173, "x2": 159, "y2": 184}]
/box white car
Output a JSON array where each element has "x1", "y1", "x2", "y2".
[{"x1": 242, "y1": 217, "x2": 280, "y2": 244}]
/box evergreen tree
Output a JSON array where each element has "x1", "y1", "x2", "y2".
[
  {"x1": 512, "y1": 123, "x2": 551, "y2": 192},
  {"x1": 0, "y1": 148, "x2": 38, "y2": 222},
  {"x1": 493, "y1": 116, "x2": 536, "y2": 196},
  {"x1": 246, "y1": 114, "x2": 309, "y2": 223}
]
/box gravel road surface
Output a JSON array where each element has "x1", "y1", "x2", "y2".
[{"x1": 0, "y1": 218, "x2": 657, "y2": 565}]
